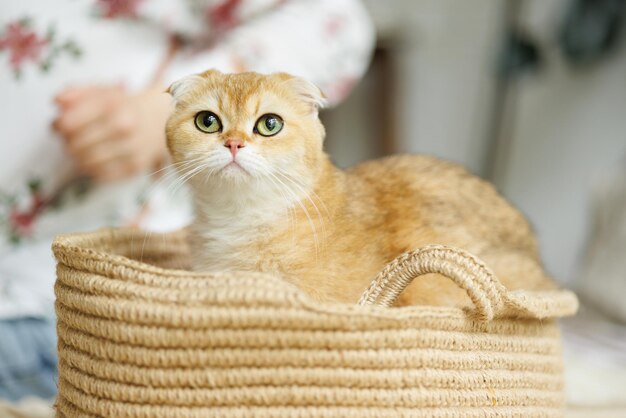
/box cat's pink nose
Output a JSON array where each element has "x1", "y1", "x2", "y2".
[{"x1": 224, "y1": 140, "x2": 245, "y2": 158}]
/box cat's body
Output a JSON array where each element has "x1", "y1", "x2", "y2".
[{"x1": 166, "y1": 70, "x2": 554, "y2": 307}]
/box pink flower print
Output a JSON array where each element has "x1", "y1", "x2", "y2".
[
  {"x1": 96, "y1": 0, "x2": 143, "y2": 19},
  {"x1": 0, "y1": 21, "x2": 47, "y2": 72},
  {"x1": 7, "y1": 183, "x2": 49, "y2": 241},
  {"x1": 0, "y1": 19, "x2": 81, "y2": 78},
  {"x1": 9, "y1": 208, "x2": 38, "y2": 237},
  {"x1": 207, "y1": 0, "x2": 242, "y2": 36}
]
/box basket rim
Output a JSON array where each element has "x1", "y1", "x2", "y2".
[{"x1": 52, "y1": 227, "x2": 578, "y2": 322}]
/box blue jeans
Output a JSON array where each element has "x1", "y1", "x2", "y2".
[{"x1": 0, "y1": 318, "x2": 58, "y2": 402}]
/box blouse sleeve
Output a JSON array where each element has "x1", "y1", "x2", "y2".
[{"x1": 160, "y1": 0, "x2": 375, "y2": 106}]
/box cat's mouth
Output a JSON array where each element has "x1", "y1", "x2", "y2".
[{"x1": 220, "y1": 160, "x2": 250, "y2": 176}]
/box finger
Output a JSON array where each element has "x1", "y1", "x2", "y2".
[
  {"x1": 91, "y1": 155, "x2": 144, "y2": 182},
  {"x1": 65, "y1": 122, "x2": 112, "y2": 156},
  {"x1": 55, "y1": 83, "x2": 124, "y2": 107},
  {"x1": 70, "y1": 111, "x2": 137, "y2": 158},
  {"x1": 74, "y1": 139, "x2": 131, "y2": 172},
  {"x1": 64, "y1": 114, "x2": 126, "y2": 156},
  {"x1": 97, "y1": 162, "x2": 137, "y2": 182},
  {"x1": 77, "y1": 137, "x2": 151, "y2": 181},
  {"x1": 54, "y1": 88, "x2": 125, "y2": 136},
  {"x1": 55, "y1": 85, "x2": 101, "y2": 107}
]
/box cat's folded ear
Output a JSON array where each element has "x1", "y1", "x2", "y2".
[
  {"x1": 276, "y1": 73, "x2": 328, "y2": 116},
  {"x1": 167, "y1": 70, "x2": 221, "y2": 103},
  {"x1": 167, "y1": 74, "x2": 204, "y2": 103}
]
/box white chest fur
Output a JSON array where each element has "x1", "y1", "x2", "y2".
[{"x1": 188, "y1": 179, "x2": 298, "y2": 272}]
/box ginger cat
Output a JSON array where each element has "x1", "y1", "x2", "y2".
[{"x1": 166, "y1": 70, "x2": 555, "y2": 307}]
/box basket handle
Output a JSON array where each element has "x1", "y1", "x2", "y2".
[{"x1": 358, "y1": 245, "x2": 508, "y2": 321}]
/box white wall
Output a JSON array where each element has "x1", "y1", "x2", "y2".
[
  {"x1": 366, "y1": 0, "x2": 505, "y2": 175},
  {"x1": 497, "y1": 0, "x2": 626, "y2": 282},
  {"x1": 326, "y1": 0, "x2": 626, "y2": 284}
]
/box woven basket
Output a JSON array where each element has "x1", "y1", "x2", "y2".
[{"x1": 52, "y1": 228, "x2": 578, "y2": 418}]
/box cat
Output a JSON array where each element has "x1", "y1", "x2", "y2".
[{"x1": 165, "y1": 70, "x2": 555, "y2": 307}]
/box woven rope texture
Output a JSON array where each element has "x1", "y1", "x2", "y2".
[{"x1": 53, "y1": 228, "x2": 578, "y2": 418}]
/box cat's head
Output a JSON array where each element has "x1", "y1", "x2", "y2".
[{"x1": 166, "y1": 70, "x2": 327, "y2": 191}]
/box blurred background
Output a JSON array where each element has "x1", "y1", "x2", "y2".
[
  {"x1": 326, "y1": 0, "x2": 625, "y2": 286},
  {"x1": 1, "y1": 0, "x2": 625, "y2": 416},
  {"x1": 323, "y1": 0, "x2": 626, "y2": 415}
]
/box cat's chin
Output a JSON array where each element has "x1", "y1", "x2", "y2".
[{"x1": 218, "y1": 161, "x2": 251, "y2": 179}]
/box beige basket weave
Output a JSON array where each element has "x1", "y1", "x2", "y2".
[{"x1": 52, "y1": 228, "x2": 578, "y2": 418}]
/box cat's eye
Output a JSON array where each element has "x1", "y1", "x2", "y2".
[
  {"x1": 255, "y1": 114, "x2": 284, "y2": 137},
  {"x1": 194, "y1": 111, "x2": 222, "y2": 133}
]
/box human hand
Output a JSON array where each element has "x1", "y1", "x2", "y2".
[{"x1": 53, "y1": 84, "x2": 172, "y2": 182}]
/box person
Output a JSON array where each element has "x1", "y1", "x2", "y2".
[{"x1": 0, "y1": 0, "x2": 374, "y2": 402}]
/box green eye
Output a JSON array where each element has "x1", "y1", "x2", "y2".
[
  {"x1": 194, "y1": 111, "x2": 222, "y2": 133},
  {"x1": 255, "y1": 114, "x2": 284, "y2": 137}
]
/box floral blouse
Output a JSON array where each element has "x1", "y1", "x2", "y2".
[{"x1": 0, "y1": 0, "x2": 374, "y2": 318}]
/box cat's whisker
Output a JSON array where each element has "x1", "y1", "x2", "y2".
[
  {"x1": 238, "y1": 154, "x2": 297, "y2": 235},
  {"x1": 169, "y1": 163, "x2": 209, "y2": 195},
  {"x1": 146, "y1": 159, "x2": 200, "y2": 179},
  {"x1": 265, "y1": 170, "x2": 320, "y2": 260},
  {"x1": 274, "y1": 169, "x2": 327, "y2": 217},
  {"x1": 140, "y1": 229, "x2": 152, "y2": 263},
  {"x1": 273, "y1": 169, "x2": 328, "y2": 249},
  {"x1": 269, "y1": 173, "x2": 317, "y2": 256},
  {"x1": 149, "y1": 158, "x2": 206, "y2": 185},
  {"x1": 275, "y1": 167, "x2": 331, "y2": 219},
  {"x1": 163, "y1": 164, "x2": 203, "y2": 196},
  {"x1": 134, "y1": 159, "x2": 201, "y2": 213},
  {"x1": 243, "y1": 156, "x2": 300, "y2": 244},
  {"x1": 163, "y1": 165, "x2": 199, "y2": 195},
  {"x1": 126, "y1": 158, "x2": 207, "y2": 254},
  {"x1": 132, "y1": 160, "x2": 203, "y2": 264},
  {"x1": 271, "y1": 166, "x2": 332, "y2": 232},
  {"x1": 166, "y1": 153, "x2": 226, "y2": 195},
  {"x1": 141, "y1": 157, "x2": 207, "y2": 201},
  {"x1": 260, "y1": 173, "x2": 298, "y2": 245},
  {"x1": 171, "y1": 169, "x2": 207, "y2": 197}
]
